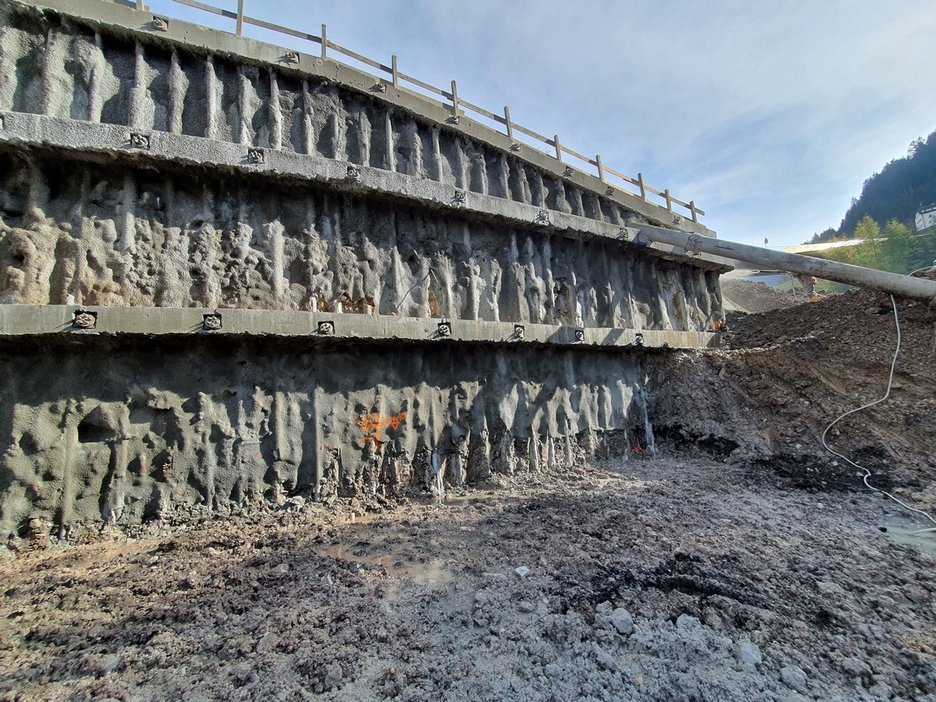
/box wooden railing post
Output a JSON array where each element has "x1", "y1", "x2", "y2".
[
  {"x1": 504, "y1": 106, "x2": 513, "y2": 141},
  {"x1": 664, "y1": 188, "x2": 672, "y2": 211},
  {"x1": 595, "y1": 154, "x2": 604, "y2": 182},
  {"x1": 689, "y1": 201, "x2": 697, "y2": 222},
  {"x1": 235, "y1": 0, "x2": 244, "y2": 35},
  {"x1": 320, "y1": 24, "x2": 327, "y2": 60},
  {"x1": 553, "y1": 134, "x2": 562, "y2": 161},
  {"x1": 450, "y1": 80, "x2": 459, "y2": 120},
  {"x1": 391, "y1": 55, "x2": 398, "y2": 87},
  {"x1": 637, "y1": 172, "x2": 646, "y2": 201}
]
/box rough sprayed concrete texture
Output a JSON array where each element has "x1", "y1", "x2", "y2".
[
  {"x1": 0, "y1": 5, "x2": 657, "y2": 229},
  {"x1": 0, "y1": 339, "x2": 656, "y2": 537},
  {"x1": 0, "y1": 152, "x2": 720, "y2": 330},
  {"x1": 0, "y1": 0, "x2": 721, "y2": 533}
]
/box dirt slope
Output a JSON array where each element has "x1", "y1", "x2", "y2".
[
  {"x1": 649, "y1": 287, "x2": 936, "y2": 502},
  {"x1": 720, "y1": 278, "x2": 803, "y2": 314}
]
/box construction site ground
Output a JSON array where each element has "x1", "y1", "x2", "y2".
[{"x1": 2, "y1": 284, "x2": 935, "y2": 702}]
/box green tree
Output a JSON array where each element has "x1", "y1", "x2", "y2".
[
  {"x1": 854, "y1": 214, "x2": 881, "y2": 240},
  {"x1": 852, "y1": 215, "x2": 883, "y2": 267},
  {"x1": 839, "y1": 129, "x2": 936, "y2": 235},
  {"x1": 882, "y1": 219, "x2": 912, "y2": 272}
]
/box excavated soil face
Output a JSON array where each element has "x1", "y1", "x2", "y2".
[{"x1": 648, "y1": 288, "x2": 936, "y2": 502}]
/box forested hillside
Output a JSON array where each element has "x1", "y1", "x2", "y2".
[
  {"x1": 804, "y1": 129, "x2": 936, "y2": 273},
  {"x1": 840, "y1": 131, "x2": 936, "y2": 235},
  {"x1": 807, "y1": 130, "x2": 936, "y2": 243}
]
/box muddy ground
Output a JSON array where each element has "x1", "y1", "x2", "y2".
[{"x1": 1, "y1": 286, "x2": 935, "y2": 702}]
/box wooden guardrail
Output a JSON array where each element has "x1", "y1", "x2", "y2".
[{"x1": 126, "y1": 0, "x2": 705, "y2": 222}]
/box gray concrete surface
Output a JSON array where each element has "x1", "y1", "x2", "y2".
[
  {"x1": 0, "y1": 0, "x2": 729, "y2": 534},
  {"x1": 0, "y1": 149, "x2": 723, "y2": 330},
  {"x1": 0, "y1": 304, "x2": 720, "y2": 348},
  {"x1": 0, "y1": 0, "x2": 713, "y2": 235},
  {"x1": 0, "y1": 111, "x2": 728, "y2": 272},
  {"x1": 0, "y1": 336, "x2": 658, "y2": 537}
]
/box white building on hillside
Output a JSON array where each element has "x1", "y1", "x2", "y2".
[{"x1": 915, "y1": 205, "x2": 936, "y2": 232}]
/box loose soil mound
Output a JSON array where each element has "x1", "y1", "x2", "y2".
[
  {"x1": 649, "y1": 288, "x2": 936, "y2": 501},
  {"x1": 720, "y1": 278, "x2": 803, "y2": 314}
]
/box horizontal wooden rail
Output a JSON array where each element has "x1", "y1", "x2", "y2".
[
  {"x1": 175, "y1": 0, "x2": 323, "y2": 42},
  {"x1": 327, "y1": 40, "x2": 392, "y2": 73},
  {"x1": 166, "y1": 0, "x2": 703, "y2": 220},
  {"x1": 395, "y1": 71, "x2": 449, "y2": 99},
  {"x1": 458, "y1": 98, "x2": 508, "y2": 127}
]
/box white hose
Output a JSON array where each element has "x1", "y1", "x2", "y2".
[{"x1": 820, "y1": 294, "x2": 936, "y2": 529}]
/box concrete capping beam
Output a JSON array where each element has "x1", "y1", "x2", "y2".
[
  {"x1": 10, "y1": 0, "x2": 715, "y2": 237},
  {"x1": 0, "y1": 304, "x2": 722, "y2": 350},
  {"x1": 0, "y1": 112, "x2": 731, "y2": 273}
]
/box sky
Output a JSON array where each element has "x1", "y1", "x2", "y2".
[{"x1": 149, "y1": 0, "x2": 936, "y2": 247}]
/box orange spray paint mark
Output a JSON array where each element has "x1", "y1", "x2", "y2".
[{"x1": 356, "y1": 411, "x2": 407, "y2": 446}]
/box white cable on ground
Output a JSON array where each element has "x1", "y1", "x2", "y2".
[{"x1": 820, "y1": 294, "x2": 936, "y2": 532}]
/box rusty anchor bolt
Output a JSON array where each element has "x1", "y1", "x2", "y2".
[
  {"x1": 72, "y1": 310, "x2": 97, "y2": 329},
  {"x1": 346, "y1": 164, "x2": 361, "y2": 180},
  {"x1": 534, "y1": 210, "x2": 550, "y2": 226},
  {"x1": 437, "y1": 321, "x2": 452, "y2": 338},
  {"x1": 247, "y1": 148, "x2": 265, "y2": 164},
  {"x1": 513, "y1": 324, "x2": 525, "y2": 341},
  {"x1": 574, "y1": 328, "x2": 585, "y2": 342},
  {"x1": 317, "y1": 320, "x2": 335, "y2": 336},
  {"x1": 634, "y1": 332, "x2": 645, "y2": 347},
  {"x1": 129, "y1": 132, "x2": 150, "y2": 150},
  {"x1": 202, "y1": 313, "x2": 222, "y2": 331},
  {"x1": 150, "y1": 16, "x2": 169, "y2": 31}
]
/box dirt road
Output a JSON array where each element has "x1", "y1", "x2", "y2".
[{"x1": 1, "y1": 455, "x2": 934, "y2": 701}]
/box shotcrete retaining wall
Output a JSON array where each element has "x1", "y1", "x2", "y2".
[
  {"x1": 0, "y1": 0, "x2": 730, "y2": 538},
  {"x1": 0, "y1": 0, "x2": 714, "y2": 235},
  {"x1": 0, "y1": 336, "x2": 657, "y2": 536},
  {"x1": 0, "y1": 152, "x2": 720, "y2": 330}
]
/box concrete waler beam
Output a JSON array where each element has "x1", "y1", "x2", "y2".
[
  {"x1": 0, "y1": 305, "x2": 721, "y2": 350},
  {"x1": 0, "y1": 112, "x2": 730, "y2": 273}
]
